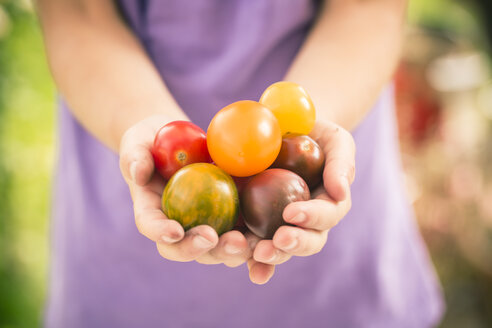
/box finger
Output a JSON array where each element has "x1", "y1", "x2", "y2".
[
  {"x1": 195, "y1": 230, "x2": 251, "y2": 267},
  {"x1": 131, "y1": 175, "x2": 184, "y2": 243},
  {"x1": 245, "y1": 231, "x2": 262, "y2": 250},
  {"x1": 283, "y1": 191, "x2": 352, "y2": 231},
  {"x1": 253, "y1": 239, "x2": 292, "y2": 265},
  {"x1": 310, "y1": 121, "x2": 356, "y2": 202},
  {"x1": 272, "y1": 225, "x2": 329, "y2": 257},
  {"x1": 119, "y1": 125, "x2": 156, "y2": 186},
  {"x1": 247, "y1": 259, "x2": 275, "y2": 285},
  {"x1": 135, "y1": 208, "x2": 185, "y2": 243},
  {"x1": 156, "y1": 225, "x2": 219, "y2": 262}
]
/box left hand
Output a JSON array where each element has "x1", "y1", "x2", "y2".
[
  {"x1": 119, "y1": 116, "x2": 256, "y2": 273},
  {"x1": 252, "y1": 121, "x2": 356, "y2": 270}
]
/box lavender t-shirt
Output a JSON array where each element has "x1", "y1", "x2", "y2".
[{"x1": 45, "y1": 1, "x2": 444, "y2": 327}]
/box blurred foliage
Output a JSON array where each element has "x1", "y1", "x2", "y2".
[
  {"x1": 0, "y1": 1, "x2": 54, "y2": 327},
  {"x1": 0, "y1": 0, "x2": 491, "y2": 327},
  {"x1": 399, "y1": 1, "x2": 492, "y2": 328},
  {"x1": 409, "y1": 0, "x2": 482, "y2": 38}
]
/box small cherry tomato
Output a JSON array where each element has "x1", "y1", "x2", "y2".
[
  {"x1": 241, "y1": 169, "x2": 310, "y2": 239},
  {"x1": 151, "y1": 121, "x2": 212, "y2": 180},
  {"x1": 271, "y1": 134, "x2": 325, "y2": 190},
  {"x1": 207, "y1": 100, "x2": 282, "y2": 177},
  {"x1": 162, "y1": 163, "x2": 239, "y2": 235},
  {"x1": 260, "y1": 81, "x2": 316, "y2": 135}
]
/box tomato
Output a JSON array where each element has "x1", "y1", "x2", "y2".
[
  {"x1": 241, "y1": 169, "x2": 310, "y2": 239},
  {"x1": 207, "y1": 100, "x2": 282, "y2": 177},
  {"x1": 232, "y1": 176, "x2": 251, "y2": 194},
  {"x1": 260, "y1": 81, "x2": 316, "y2": 135},
  {"x1": 233, "y1": 212, "x2": 248, "y2": 233},
  {"x1": 151, "y1": 121, "x2": 212, "y2": 180},
  {"x1": 162, "y1": 163, "x2": 239, "y2": 235},
  {"x1": 271, "y1": 134, "x2": 325, "y2": 190}
]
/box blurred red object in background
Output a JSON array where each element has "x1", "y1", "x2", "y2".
[{"x1": 394, "y1": 61, "x2": 442, "y2": 145}]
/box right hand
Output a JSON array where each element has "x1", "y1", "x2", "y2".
[{"x1": 119, "y1": 115, "x2": 275, "y2": 284}]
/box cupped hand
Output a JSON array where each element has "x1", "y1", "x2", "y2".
[
  {"x1": 119, "y1": 115, "x2": 274, "y2": 283},
  {"x1": 252, "y1": 121, "x2": 356, "y2": 266}
]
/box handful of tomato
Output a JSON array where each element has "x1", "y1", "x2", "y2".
[{"x1": 152, "y1": 81, "x2": 325, "y2": 239}]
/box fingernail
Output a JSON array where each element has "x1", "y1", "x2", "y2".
[
  {"x1": 343, "y1": 176, "x2": 350, "y2": 190},
  {"x1": 193, "y1": 235, "x2": 214, "y2": 249},
  {"x1": 224, "y1": 243, "x2": 242, "y2": 255},
  {"x1": 281, "y1": 237, "x2": 298, "y2": 251},
  {"x1": 161, "y1": 234, "x2": 179, "y2": 244},
  {"x1": 339, "y1": 176, "x2": 350, "y2": 199},
  {"x1": 289, "y1": 212, "x2": 306, "y2": 224},
  {"x1": 266, "y1": 250, "x2": 279, "y2": 262},
  {"x1": 130, "y1": 161, "x2": 138, "y2": 182}
]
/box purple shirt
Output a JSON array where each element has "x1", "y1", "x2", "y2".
[{"x1": 46, "y1": 1, "x2": 444, "y2": 327}]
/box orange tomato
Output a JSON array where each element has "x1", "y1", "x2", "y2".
[
  {"x1": 259, "y1": 81, "x2": 316, "y2": 135},
  {"x1": 207, "y1": 100, "x2": 282, "y2": 177}
]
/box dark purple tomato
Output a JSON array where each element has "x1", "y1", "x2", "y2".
[
  {"x1": 231, "y1": 176, "x2": 250, "y2": 232},
  {"x1": 232, "y1": 212, "x2": 248, "y2": 234},
  {"x1": 232, "y1": 176, "x2": 251, "y2": 195},
  {"x1": 241, "y1": 169, "x2": 310, "y2": 239},
  {"x1": 271, "y1": 134, "x2": 325, "y2": 190}
]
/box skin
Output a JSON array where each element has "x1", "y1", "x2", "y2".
[{"x1": 36, "y1": 0, "x2": 407, "y2": 284}]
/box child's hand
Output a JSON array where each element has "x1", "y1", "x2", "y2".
[
  {"x1": 252, "y1": 121, "x2": 355, "y2": 266},
  {"x1": 119, "y1": 115, "x2": 273, "y2": 283}
]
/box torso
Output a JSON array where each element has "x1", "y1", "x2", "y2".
[{"x1": 45, "y1": 1, "x2": 443, "y2": 327}]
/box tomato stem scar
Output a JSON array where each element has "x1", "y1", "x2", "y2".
[{"x1": 177, "y1": 151, "x2": 187, "y2": 163}]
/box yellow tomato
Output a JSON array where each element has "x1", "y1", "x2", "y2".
[
  {"x1": 259, "y1": 81, "x2": 316, "y2": 135},
  {"x1": 207, "y1": 100, "x2": 282, "y2": 177}
]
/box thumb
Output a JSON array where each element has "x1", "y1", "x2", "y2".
[
  {"x1": 119, "y1": 124, "x2": 156, "y2": 186},
  {"x1": 310, "y1": 122, "x2": 356, "y2": 202}
]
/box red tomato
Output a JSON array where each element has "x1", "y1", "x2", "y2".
[
  {"x1": 207, "y1": 100, "x2": 282, "y2": 177},
  {"x1": 151, "y1": 121, "x2": 212, "y2": 180}
]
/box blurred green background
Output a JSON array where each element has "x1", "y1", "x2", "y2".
[
  {"x1": 0, "y1": 0, "x2": 491, "y2": 327},
  {"x1": 0, "y1": 1, "x2": 54, "y2": 327}
]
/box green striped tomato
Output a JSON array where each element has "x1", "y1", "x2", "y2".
[{"x1": 162, "y1": 163, "x2": 239, "y2": 235}]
